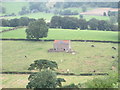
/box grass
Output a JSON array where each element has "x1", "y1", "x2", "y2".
[
  {"x1": 0, "y1": 27, "x2": 13, "y2": 31},
  {"x1": 1, "y1": 28, "x2": 118, "y2": 41},
  {"x1": 2, "y1": 41, "x2": 118, "y2": 74},
  {"x1": 2, "y1": 2, "x2": 29, "y2": 14},
  {"x1": 1, "y1": 74, "x2": 103, "y2": 88}
]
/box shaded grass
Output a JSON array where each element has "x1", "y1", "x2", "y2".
[
  {"x1": 1, "y1": 74, "x2": 103, "y2": 88},
  {"x1": 2, "y1": 41, "x2": 118, "y2": 74},
  {"x1": 1, "y1": 28, "x2": 118, "y2": 41}
]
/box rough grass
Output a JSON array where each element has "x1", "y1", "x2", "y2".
[
  {"x1": 2, "y1": 41, "x2": 118, "y2": 74},
  {"x1": 1, "y1": 74, "x2": 103, "y2": 88},
  {"x1": 1, "y1": 28, "x2": 118, "y2": 41}
]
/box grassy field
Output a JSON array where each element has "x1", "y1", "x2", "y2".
[
  {"x1": 2, "y1": 41, "x2": 118, "y2": 73},
  {"x1": 0, "y1": 27, "x2": 13, "y2": 31},
  {"x1": 2, "y1": 2, "x2": 29, "y2": 15},
  {"x1": 1, "y1": 74, "x2": 103, "y2": 88},
  {"x1": 1, "y1": 28, "x2": 118, "y2": 41}
]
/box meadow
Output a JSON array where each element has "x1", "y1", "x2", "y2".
[
  {"x1": 2, "y1": 41, "x2": 118, "y2": 74},
  {"x1": 1, "y1": 28, "x2": 118, "y2": 41},
  {"x1": 1, "y1": 74, "x2": 104, "y2": 88}
]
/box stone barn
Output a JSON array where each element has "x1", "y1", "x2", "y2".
[{"x1": 48, "y1": 40, "x2": 74, "y2": 53}]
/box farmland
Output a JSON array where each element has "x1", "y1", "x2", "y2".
[
  {"x1": 1, "y1": 74, "x2": 104, "y2": 88},
  {"x1": 0, "y1": 27, "x2": 13, "y2": 31},
  {"x1": 2, "y1": 41, "x2": 118, "y2": 74},
  {"x1": 1, "y1": 28, "x2": 118, "y2": 41}
]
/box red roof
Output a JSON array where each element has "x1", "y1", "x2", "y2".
[{"x1": 54, "y1": 40, "x2": 70, "y2": 43}]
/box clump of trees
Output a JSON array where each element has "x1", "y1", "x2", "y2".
[
  {"x1": 26, "y1": 19, "x2": 48, "y2": 40},
  {"x1": 1, "y1": 17, "x2": 36, "y2": 27},
  {"x1": 50, "y1": 16, "x2": 118, "y2": 31},
  {"x1": 59, "y1": 10, "x2": 79, "y2": 15},
  {"x1": 26, "y1": 59, "x2": 66, "y2": 89}
]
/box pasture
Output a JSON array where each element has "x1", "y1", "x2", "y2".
[
  {"x1": 2, "y1": 41, "x2": 118, "y2": 74},
  {"x1": 1, "y1": 74, "x2": 104, "y2": 88},
  {"x1": 1, "y1": 28, "x2": 118, "y2": 41}
]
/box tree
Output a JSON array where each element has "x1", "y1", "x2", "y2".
[
  {"x1": 79, "y1": 14, "x2": 83, "y2": 19},
  {"x1": 26, "y1": 70, "x2": 65, "y2": 89},
  {"x1": 78, "y1": 19, "x2": 88, "y2": 30},
  {"x1": 28, "y1": 59, "x2": 58, "y2": 71},
  {"x1": 50, "y1": 16, "x2": 62, "y2": 28},
  {"x1": 9, "y1": 18, "x2": 19, "y2": 27},
  {"x1": 19, "y1": 17, "x2": 29, "y2": 26},
  {"x1": 103, "y1": 12, "x2": 107, "y2": 16},
  {"x1": 97, "y1": 20, "x2": 108, "y2": 30},
  {"x1": 26, "y1": 19, "x2": 48, "y2": 40},
  {"x1": 82, "y1": 6, "x2": 87, "y2": 12},
  {"x1": 2, "y1": 19, "x2": 10, "y2": 27},
  {"x1": 88, "y1": 18, "x2": 99, "y2": 30}
]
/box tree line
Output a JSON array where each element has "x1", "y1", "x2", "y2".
[
  {"x1": 1, "y1": 17, "x2": 36, "y2": 27},
  {"x1": 49, "y1": 16, "x2": 118, "y2": 31}
]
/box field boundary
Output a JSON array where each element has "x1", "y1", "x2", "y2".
[
  {"x1": 0, "y1": 39, "x2": 119, "y2": 43},
  {"x1": 0, "y1": 72, "x2": 109, "y2": 76},
  {"x1": 0, "y1": 26, "x2": 26, "y2": 33}
]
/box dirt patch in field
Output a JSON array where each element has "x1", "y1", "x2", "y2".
[{"x1": 80, "y1": 8, "x2": 118, "y2": 16}]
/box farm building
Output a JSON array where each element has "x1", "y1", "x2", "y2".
[{"x1": 48, "y1": 40, "x2": 74, "y2": 53}]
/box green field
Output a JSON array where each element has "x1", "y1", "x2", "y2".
[
  {"x1": 2, "y1": 2, "x2": 29, "y2": 14},
  {"x1": 0, "y1": 27, "x2": 13, "y2": 31},
  {"x1": 2, "y1": 74, "x2": 103, "y2": 88},
  {"x1": 2, "y1": 41, "x2": 118, "y2": 73},
  {"x1": 1, "y1": 28, "x2": 118, "y2": 41}
]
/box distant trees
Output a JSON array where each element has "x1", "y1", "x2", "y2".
[
  {"x1": 0, "y1": 6, "x2": 6, "y2": 14},
  {"x1": 88, "y1": 18, "x2": 99, "y2": 30},
  {"x1": 50, "y1": 16, "x2": 118, "y2": 31},
  {"x1": 26, "y1": 19, "x2": 48, "y2": 40},
  {"x1": 19, "y1": 6, "x2": 30, "y2": 15},
  {"x1": 78, "y1": 19, "x2": 88, "y2": 30},
  {"x1": 1, "y1": 17, "x2": 36, "y2": 27},
  {"x1": 82, "y1": 6, "x2": 87, "y2": 12},
  {"x1": 59, "y1": 10, "x2": 79, "y2": 15}
]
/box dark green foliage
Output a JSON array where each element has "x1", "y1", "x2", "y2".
[
  {"x1": 103, "y1": 12, "x2": 107, "y2": 16},
  {"x1": 9, "y1": 18, "x2": 19, "y2": 27},
  {"x1": 2, "y1": 19, "x2": 10, "y2": 27},
  {"x1": 85, "y1": 73, "x2": 118, "y2": 88},
  {"x1": 26, "y1": 19, "x2": 48, "y2": 40},
  {"x1": 79, "y1": 15, "x2": 83, "y2": 19},
  {"x1": 78, "y1": 19, "x2": 88, "y2": 30},
  {"x1": 19, "y1": 17, "x2": 29, "y2": 26},
  {"x1": 28, "y1": 59, "x2": 58, "y2": 71},
  {"x1": 88, "y1": 18, "x2": 99, "y2": 30},
  {"x1": 63, "y1": 83, "x2": 78, "y2": 88},
  {"x1": 61, "y1": 17, "x2": 78, "y2": 29},
  {"x1": 50, "y1": 16, "x2": 62, "y2": 28},
  {"x1": 26, "y1": 70, "x2": 57, "y2": 88},
  {"x1": 56, "y1": 78, "x2": 66, "y2": 87}
]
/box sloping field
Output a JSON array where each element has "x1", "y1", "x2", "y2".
[
  {"x1": 1, "y1": 28, "x2": 118, "y2": 41},
  {"x1": 2, "y1": 41, "x2": 118, "y2": 74},
  {"x1": 80, "y1": 8, "x2": 118, "y2": 16},
  {"x1": 0, "y1": 27, "x2": 13, "y2": 31},
  {"x1": 2, "y1": 2, "x2": 29, "y2": 14}
]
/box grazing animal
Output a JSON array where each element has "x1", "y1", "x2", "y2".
[
  {"x1": 112, "y1": 47, "x2": 116, "y2": 50},
  {"x1": 25, "y1": 56, "x2": 27, "y2": 58},
  {"x1": 93, "y1": 70, "x2": 96, "y2": 72},
  {"x1": 112, "y1": 56, "x2": 115, "y2": 58},
  {"x1": 91, "y1": 45, "x2": 95, "y2": 47}
]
